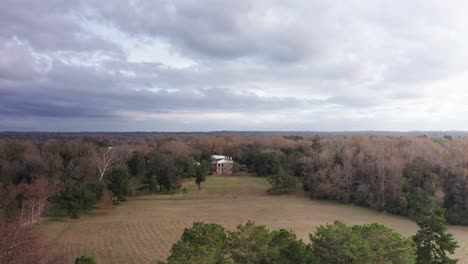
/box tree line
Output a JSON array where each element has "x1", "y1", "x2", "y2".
[
  {"x1": 298, "y1": 136, "x2": 468, "y2": 225},
  {"x1": 0, "y1": 137, "x2": 212, "y2": 263},
  {"x1": 3, "y1": 135, "x2": 468, "y2": 222}
]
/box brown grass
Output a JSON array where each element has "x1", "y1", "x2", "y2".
[{"x1": 38, "y1": 175, "x2": 468, "y2": 263}]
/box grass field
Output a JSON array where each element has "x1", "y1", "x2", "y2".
[{"x1": 38, "y1": 175, "x2": 468, "y2": 263}]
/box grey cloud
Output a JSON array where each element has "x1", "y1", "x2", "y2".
[
  {"x1": 0, "y1": 39, "x2": 42, "y2": 81},
  {"x1": 94, "y1": 0, "x2": 318, "y2": 63},
  {"x1": 326, "y1": 95, "x2": 380, "y2": 108},
  {"x1": 0, "y1": 0, "x2": 122, "y2": 54},
  {"x1": 0, "y1": 56, "x2": 313, "y2": 120},
  {"x1": 2, "y1": 0, "x2": 468, "y2": 131},
  {"x1": 0, "y1": 97, "x2": 107, "y2": 118}
]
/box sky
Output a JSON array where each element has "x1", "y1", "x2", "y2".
[{"x1": 2, "y1": 0, "x2": 468, "y2": 132}]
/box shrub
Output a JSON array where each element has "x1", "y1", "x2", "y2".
[
  {"x1": 267, "y1": 166, "x2": 298, "y2": 194},
  {"x1": 74, "y1": 256, "x2": 96, "y2": 264}
]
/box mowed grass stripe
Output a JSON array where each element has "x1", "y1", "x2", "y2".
[{"x1": 133, "y1": 222, "x2": 157, "y2": 263}]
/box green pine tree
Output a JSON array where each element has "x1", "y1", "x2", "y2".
[
  {"x1": 195, "y1": 160, "x2": 209, "y2": 190},
  {"x1": 267, "y1": 165, "x2": 298, "y2": 194},
  {"x1": 107, "y1": 166, "x2": 131, "y2": 204},
  {"x1": 413, "y1": 197, "x2": 458, "y2": 264}
]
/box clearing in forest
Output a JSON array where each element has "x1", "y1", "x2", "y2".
[{"x1": 38, "y1": 175, "x2": 468, "y2": 264}]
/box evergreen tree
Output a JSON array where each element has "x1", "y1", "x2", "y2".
[
  {"x1": 54, "y1": 180, "x2": 101, "y2": 218},
  {"x1": 146, "y1": 152, "x2": 179, "y2": 192},
  {"x1": 311, "y1": 221, "x2": 416, "y2": 264},
  {"x1": 166, "y1": 222, "x2": 227, "y2": 264},
  {"x1": 253, "y1": 151, "x2": 283, "y2": 176},
  {"x1": 413, "y1": 197, "x2": 458, "y2": 264},
  {"x1": 165, "y1": 220, "x2": 415, "y2": 264},
  {"x1": 146, "y1": 153, "x2": 164, "y2": 193},
  {"x1": 107, "y1": 166, "x2": 131, "y2": 204},
  {"x1": 267, "y1": 165, "x2": 298, "y2": 194},
  {"x1": 195, "y1": 160, "x2": 209, "y2": 190},
  {"x1": 128, "y1": 152, "x2": 147, "y2": 178},
  {"x1": 176, "y1": 157, "x2": 198, "y2": 179}
]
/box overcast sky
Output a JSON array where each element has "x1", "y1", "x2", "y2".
[{"x1": 2, "y1": 0, "x2": 468, "y2": 131}]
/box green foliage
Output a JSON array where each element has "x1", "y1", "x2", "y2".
[
  {"x1": 146, "y1": 152, "x2": 180, "y2": 193},
  {"x1": 311, "y1": 135, "x2": 322, "y2": 152},
  {"x1": 176, "y1": 157, "x2": 198, "y2": 179},
  {"x1": 167, "y1": 222, "x2": 227, "y2": 264},
  {"x1": 232, "y1": 162, "x2": 245, "y2": 173},
  {"x1": 310, "y1": 221, "x2": 416, "y2": 264},
  {"x1": 195, "y1": 160, "x2": 209, "y2": 190},
  {"x1": 224, "y1": 221, "x2": 314, "y2": 264},
  {"x1": 127, "y1": 152, "x2": 147, "y2": 178},
  {"x1": 445, "y1": 208, "x2": 468, "y2": 225},
  {"x1": 413, "y1": 198, "x2": 458, "y2": 264},
  {"x1": 165, "y1": 220, "x2": 312, "y2": 264},
  {"x1": 107, "y1": 166, "x2": 131, "y2": 204},
  {"x1": 269, "y1": 229, "x2": 313, "y2": 264},
  {"x1": 146, "y1": 152, "x2": 164, "y2": 193},
  {"x1": 359, "y1": 223, "x2": 417, "y2": 264},
  {"x1": 267, "y1": 166, "x2": 298, "y2": 194},
  {"x1": 53, "y1": 180, "x2": 102, "y2": 218},
  {"x1": 441, "y1": 168, "x2": 468, "y2": 225},
  {"x1": 310, "y1": 221, "x2": 364, "y2": 263},
  {"x1": 252, "y1": 151, "x2": 284, "y2": 176},
  {"x1": 225, "y1": 221, "x2": 272, "y2": 263},
  {"x1": 402, "y1": 157, "x2": 439, "y2": 218},
  {"x1": 74, "y1": 256, "x2": 96, "y2": 264},
  {"x1": 283, "y1": 150, "x2": 306, "y2": 177},
  {"x1": 85, "y1": 181, "x2": 105, "y2": 201},
  {"x1": 165, "y1": 220, "x2": 414, "y2": 264}
]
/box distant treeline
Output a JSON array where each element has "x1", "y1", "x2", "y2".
[{"x1": 1, "y1": 130, "x2": 467, "y2": 141}]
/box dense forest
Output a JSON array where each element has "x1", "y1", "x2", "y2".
[
  {"x1": 2, "y1": 134, "x2": 468, "y2": 223},
  {"x1": 0, "y1": 134, "x2": 466, "y2": 262}
]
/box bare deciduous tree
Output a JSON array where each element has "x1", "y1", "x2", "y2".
[
  {"x1": 16, "y1": 179, "x2": 57, "y2": 227},
  {"x1": 0, "y1": 180, "x2": 63, "y2": 264},
  {"x1": 93, "y1": 147, "x2": 117, "y2": 181}
]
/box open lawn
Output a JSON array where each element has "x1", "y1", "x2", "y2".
[{"x1": 38, "y1": 175, "x2": 468, "y2": 263}]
